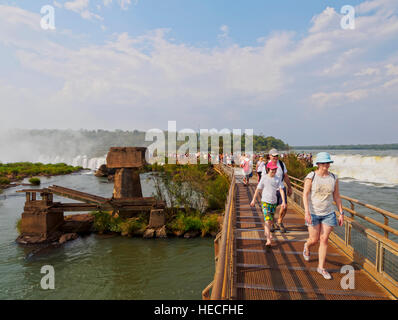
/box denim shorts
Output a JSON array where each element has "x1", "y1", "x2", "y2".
[{"x1": 306, "y1": 212, "x2": 337, "y2": 227}]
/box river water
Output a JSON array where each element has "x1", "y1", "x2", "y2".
[
  {"x1": 0, "y1": 172, "x2": 214, "y2": 300},
  {"x1": 1, "y1": 149, "x2": 397, "y2": 299}
]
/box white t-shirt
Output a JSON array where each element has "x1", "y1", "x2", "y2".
[
  {"x1": 305, "y1": 171, "x2": 337, "y2": 216},
  {"x1": 256, "y1": 161, "x2": 265, "y2": 173},
  {"x1": 257, "y1": 174, "x2": 282, "y2": 204},
  {"x1": 262, "y1": 160, "x2": 287, "y2": 186}
]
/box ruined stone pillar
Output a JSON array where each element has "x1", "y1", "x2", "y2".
[
  {"x1": 106, "y1": 147, "x2": 147, "y2": 199},
  {"x1": 113, "y1": 168, "x2": 142, "y2": 198}
]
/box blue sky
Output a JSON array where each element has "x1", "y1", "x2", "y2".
[{"x1": 0, "y1": 0, "x2": 397, "y2": 145}]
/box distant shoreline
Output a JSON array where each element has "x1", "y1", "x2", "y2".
[{"x1": 292, "y1": 144, "x2": 398, "y2": 150}]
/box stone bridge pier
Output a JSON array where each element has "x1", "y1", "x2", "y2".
[{"x1": 106, "y1": 147, "x2": 147, "y2": 199}]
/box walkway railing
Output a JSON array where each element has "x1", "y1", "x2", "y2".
[
  {"x1": 288, "y1": 175, "x2": 398, "y2": 298},
  {"x1": 202, "y1": 164, "x2": 236, "y2": 300}
]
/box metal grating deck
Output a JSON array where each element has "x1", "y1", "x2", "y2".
[{"x1": 233, "y1": 182, "x2": 391, "y2": 300}]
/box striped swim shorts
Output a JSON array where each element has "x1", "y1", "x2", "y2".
[{"x1": 261, "y1": 202, "x2": 277, "y2": 221}]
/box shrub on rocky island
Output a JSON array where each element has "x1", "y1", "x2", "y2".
[{"x1": 29, "y1": 177, "x2": 41, "y2": 185}]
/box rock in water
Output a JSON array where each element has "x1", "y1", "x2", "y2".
[
  {"x1": 155, "y1": 226, "x2": 167, "y2": 238},
  {"x1": 62, "y1": 214, "x2": 94, "y2": 234},
  {"x1": 95, "y1": 164, "x2": 116, "y2": 178},
  {"x1": 59, "y1": 233, "x2": 78, "y2": 244},
  {"x1": 184, "y1": 231, "x2": 200, "y2": 238},
  {"x1": 143, "y1": 228, "x2": 155, "y2": 239}
]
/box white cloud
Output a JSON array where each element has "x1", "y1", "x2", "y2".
[
  {"x1": 310, "y1": 7, "x2": 340, "y2": 33},
  {"x1": 0, "y1": 0, "x2": 398, "y2": 137},
  {"x1": 64, "y1": 0, "x2": 89, "y2": 12},
  {"x1": 102, "y1": 0, "x2": 136, "y2": 10},
  {"x1": 63, "y1": 0, "x2": 103, "y2": 21},
  {"x1": 355, "y1": 67, "x2": 381, "y2": 76},
  {"x1": 119, "y1": 0, "x2": 132, "y2": 10},
  {"x1": 386, "y1": 64, "x2": 398, "y2": 75},
  {"x1": 311, "y1": 89, "x2": 369, "y2": 107}
]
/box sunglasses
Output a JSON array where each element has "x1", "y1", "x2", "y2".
[
  {"x1": 270, "y1": 168, "x2": 277, "y2": 171},
  {"x1": 271, "y1": 154, "x2": 279, "y2": 157}
]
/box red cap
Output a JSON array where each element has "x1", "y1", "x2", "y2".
[{"x1": 266, "y1": 162, "x2": 278, "y2": 170}]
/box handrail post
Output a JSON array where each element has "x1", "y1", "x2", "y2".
[
  {"x1": 383, "y1": 215, "x2": 389, "y2": 239},
  {"x1": 349, "y1": 201, "x2": 355, "y2": 220}
]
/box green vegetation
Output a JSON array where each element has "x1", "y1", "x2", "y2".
[
  {"x1": 29, "y1": 177, "x2": 41, "y2": 185},
  {"x1": 146, "y1": 163, "x2": 229, "y2": 213},
  {"x1": 0, "y1": 177, "x2": 10, "y2": 185},
  {"x1": 252, "y1": 135, "x2": 289, "y2": 152},
  {"x1": 91, "y1": 211, "x2": 147, "y2": 236},
  {"x1": 145, "y1": 163, "x2": 227, "y2": 237},
  {"x1": 283, "y1": 153, "x2": 315, "y2": 180},
  {"x1": 0, "y1": 162, "x2": 83, "y2": 188},
  {"x1": 91, "y1": 209, "x2": 220, "y2": 238},
  {"x1": 16, "y1": 218, "x2": 22, "y2": 234},
  {"x1": 167, "y1": 211, "x2": 220, "y2": 237}
]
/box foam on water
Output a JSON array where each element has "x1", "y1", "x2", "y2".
[{"x1": 330, "y1": 154, "x2": 398, "y2": 186}]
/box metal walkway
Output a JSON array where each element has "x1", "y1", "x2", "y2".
[
  {"x1": 234, "y1": 182, "x2": 390, "y2": 300},
  {"x1": 204, "y1": 165, "x2": 397, "y2": 300}
]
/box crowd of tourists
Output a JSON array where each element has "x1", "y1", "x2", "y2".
[{"x1": 239, "y1": 149, "x2": 344, "y2": 281}]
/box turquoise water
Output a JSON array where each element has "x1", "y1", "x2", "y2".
[{"x1": 0, "y1": 173, "x2": 214, "y2": 300}]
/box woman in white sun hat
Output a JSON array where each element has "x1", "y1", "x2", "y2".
[{"x1": 302, "y1": 152, "x2": 344, "y2": 280}]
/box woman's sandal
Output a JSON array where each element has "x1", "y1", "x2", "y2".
[{"x1": 317, "y1": 268, "x2": 332, "y2": 280}]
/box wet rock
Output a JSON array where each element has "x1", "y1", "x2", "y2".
[
  {"x1": 184, "y1": 231, "x2": 200, "y2": 238},
  {"x1": 173, "y1": 230, "x2": 184, "y2": 237},
  {"x1": 143, "y1": 228, "x2": 155, "y2": 239},
  {"x1": 16, "y1": 234, "x2": 46, "y2": 245},
  {"x1": 58, "y1": 233, "x2": 78, "y2": 244},
  {"x1": 95, "y1": 164, "x2": 116, "y2": 178},
  {"x1": 16, "y1": 231, "x2": 63, "y2": 245},
  {"x1": 155, "y1": 226, "x2": 167, "y2": 238},
  {"x1": 62, "y1": 214, "x2": 94, "y2": 234}
]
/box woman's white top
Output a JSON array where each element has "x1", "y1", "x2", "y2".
[
  {"x1": 305, "y1": 171, "x2": 337, "y2": 216},
  {"x1": 256, "y1": 160, "x2": 265, "y2": 173}
]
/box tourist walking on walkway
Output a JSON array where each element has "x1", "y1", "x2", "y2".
[
  {"x1": 263, "y1": 149, "x2": 292, "y2": 233},
  {"x1": 255, "y1": 156, "x2": 265, "y2": 183},
  {"x1": 240, "y1": 153, "x2": 252, "y2": 186},
  {"x1": 302, "y1": 152, "x2": 344, "y2": 280},
  {"x1": 250, "y1": 162, "x2": 286, "y2": 248}
]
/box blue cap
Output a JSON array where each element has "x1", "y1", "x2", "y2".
[{"x1": 315, "y1": 152, "x2": 333, "y2": 164}]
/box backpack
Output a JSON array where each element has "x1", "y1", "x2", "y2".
[
  {"x1": 310, "y1": 171, "x2": 336, "y2": 182},
  {"x1": 265, "y1": 160, "x2": 286, "y2": 182}
]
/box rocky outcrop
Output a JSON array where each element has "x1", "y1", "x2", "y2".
[
  {"x1": 155, "y1": 226, "x2": 167, "y2": 238},
  {"x1": 58, "y1": 233, "x2": 78, "y2": 244},
  {"x1": 143, "y1": 228, "x2": 155, "y2": 239},
  {"x1": 17, "y1": 214, "x2": 94, "y2": 245},
  {"x1": 94, "y1": 164, "x2": 116, "y2": 179},
  {"x1": 62, "y1": 214, "x2": 94, "y2": 234},
  {"x1": 143, "y1": 225, "x2": 168, "y2": 239},
  {"x1": 184, "y1": 231, "x2": 200, "y2": 238}
]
